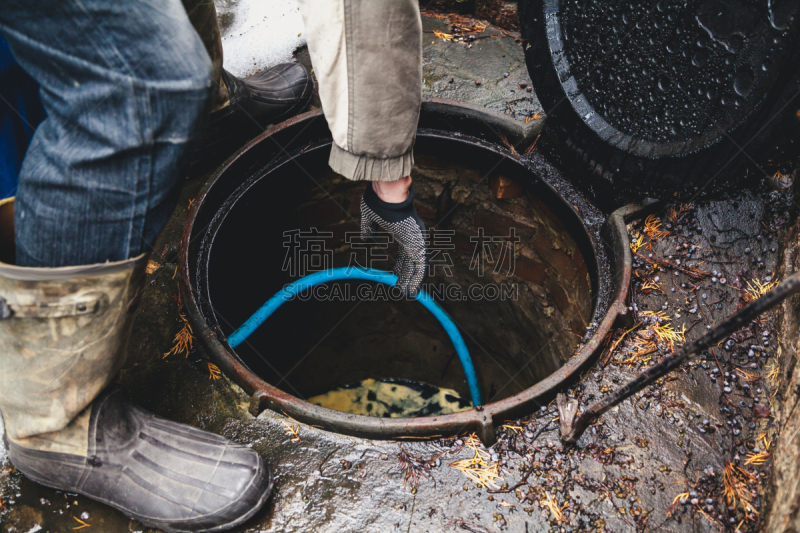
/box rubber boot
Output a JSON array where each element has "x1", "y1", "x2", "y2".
[
  {"x1": 218, "y1": 65, "x2": 313, "y2": 125},
  {"x1": 0, "y1": 197, "x2": 273, "y2": 532},
  {"x1": 195, "y1": 64, "x2": 313, "y2": 164}
]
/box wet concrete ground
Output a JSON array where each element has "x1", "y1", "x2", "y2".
[
  {"x1": 420, "y1": 16, "x2": 542, "y2": 121},
  {"x1": 1, "y1": 14, "x2": 796, "y2": 533}
]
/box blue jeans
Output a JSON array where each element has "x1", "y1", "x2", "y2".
[{"x1": 0, "y1": 0, "x2": 213, "y2": 267}]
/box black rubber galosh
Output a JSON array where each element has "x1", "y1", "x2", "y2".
[
  {"x1": 8, "y1": 388, "x2": 274, "y2": 533},
  {"x1": 192, "y1": 63, "x2": 313, "y2": 168},
  {"x1": 224, "y1": 64, "x2": 314, "y2": 125},
  {"x1": 520, "y1": 0, "x2": 800, "y2": 201}
]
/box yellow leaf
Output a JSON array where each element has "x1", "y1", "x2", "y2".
[{"x1": 433, "y1": 30, "x2": 454, "y2": 41}]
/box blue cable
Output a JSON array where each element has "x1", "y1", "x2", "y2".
[{"x1": 227, "y1": 267, "x2": 482, "y2": 406}]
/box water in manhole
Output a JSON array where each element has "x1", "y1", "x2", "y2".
[
  {"x1": 202, "y1": 135, "x2": 595, "y2": 415},
  {"x1": 308, "y1": 378, "x2": 472, "y2": 418}
]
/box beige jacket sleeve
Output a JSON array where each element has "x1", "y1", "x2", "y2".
[{"x1": 298, "y1": 0, "x2": 422, "y2": 182}]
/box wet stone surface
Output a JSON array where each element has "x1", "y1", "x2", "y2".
[
  {"x1": 421, "y1": 16, "x2": 542, "y2": 124},
  {"x1": 294, "y1": 14, "x2": 540, "y2": 132},
  {"x1": 1, "y1": 13, "x2": 796, "y2": 533}
]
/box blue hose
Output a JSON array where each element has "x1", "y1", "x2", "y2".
[{"x1": 227, "y1": 267, "x2": 482, "y2": 406}]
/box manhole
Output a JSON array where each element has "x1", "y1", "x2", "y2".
[{"x1": 180, "y1": 100, "x2": 637, "y2": 444}]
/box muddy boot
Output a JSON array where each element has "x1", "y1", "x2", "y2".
[
  {"x1": 5, "y1": 389, "x2": 273, "y2": 533},
  {"x1": 0, "y1": 197, "x2": 273, "y2": 532},
  {"x1": 194, "y1": 64, "x2": 313, "y2": 164}
]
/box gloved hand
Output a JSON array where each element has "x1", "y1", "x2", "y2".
[{"x1": 361, "y1": 184, "x2": 428, "y2": 297}]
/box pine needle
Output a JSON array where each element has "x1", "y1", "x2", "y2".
[
  {"x1": 447, "y1": 15, "x2": 490, "y2": 33},
  {"x1": 621, "y1": 335, "x2": 658, "y2": 364},
  {"x1": 164, "y1": 314, "x2": 194, "y2": 358},
  {"x1": 723, "y1": 462, "x2": 758, "y2": 518},
  {"x1": 525, "y1": 112, "x2": 543, "y2": 123},
  {"x1": 735, "y1": 369, "x2": 761, "y2": 383},
  {"x1": 673, "y1": 492, "x2": 689, "y2": 506},
  {"x1": 667, "y1": 203, "x2": 692, "y2": 223},
  {"x1": 397, "y1": 445, "x2": 439, "y2": 489},
  {"x1": 420, "y1": 11, "x2": 447, "y2": 20},
  {"x1": 666, "y1": 492, "x2": 689, "y2": 517},
  {"x1": 208, "y1": 362, "x2": 222, "y2": 380},
  {"x1": 602, "y1": 322, "x2": 642, "y2": 366},
  {"x1": 635, "y1": 252, "x2": 710, "y2": 280},
  {"x1": 641, "y1": 310, "x2": 670, "y2": 321},
  {"x1": 641, "y1": 278, "x2": 664, "y2": 293},
  {"x1": 641, "y1": 311, "x2": 685, "y2": 348},
  {"x1": 653, "y1": 322, "x2": 686, "y2": 349},
  {"x1": 643, "y1": 214, "x2": 670, "y2": 240},
  {"x1": 450, "y1": 434, "x2": 504, "y2": 489},
  {"x1": 744, "y1": 451, "x2": 770, "y2": 466},
  {"x1": 499, "y1": 134, "x2": 517, "y2": 154},
  {"x1": 640, "y1": 311, "x2": 685, "y2": 351},
  {"x1": 282, "y1": 421, "x2": 301, "y2": 443},
  {"x1": 630, "y1": 233, "x2": 645, "y2": 254},
  {"x1": 758, "y1": 432, "x2": 772, "y2": 451},
  {"x1": 744, "y1": 278, "x2": 779, "y2": 302},
  {"x1": 767, "y1": 362, "x2": 780, "y2": 387},
  {"x1": 694, "y1": 504, "x2": 722, "y2": 527},
  {"x1": 614, "y1": 312, "x2": 685, "y2": 365},
  {"x1": 72, "y1": 517, "x2": 91, "y2": 530},
  {"x1": 542, "y1": 491, "x2": 564, "y2": 522}
]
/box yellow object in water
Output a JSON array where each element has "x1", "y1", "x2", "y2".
[{"x1": 308, "y1": 378, "x2": 472, "y2": 418}]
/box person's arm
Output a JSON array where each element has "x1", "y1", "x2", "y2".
[{"x1": 297, "y1": 0, "x2": 427, "y2": 295}]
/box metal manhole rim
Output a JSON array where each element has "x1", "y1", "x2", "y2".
[{"x1": 179, "y1": 103, "x2": 645, "y2": 445}]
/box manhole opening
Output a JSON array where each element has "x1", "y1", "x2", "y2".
[{"x1": 201, "y1": 134, "x2": 599, "y2": 417}]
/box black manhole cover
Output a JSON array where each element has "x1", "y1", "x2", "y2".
[{"x1": 521, "y1": 0, "x2": 800, "y2": 197}]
